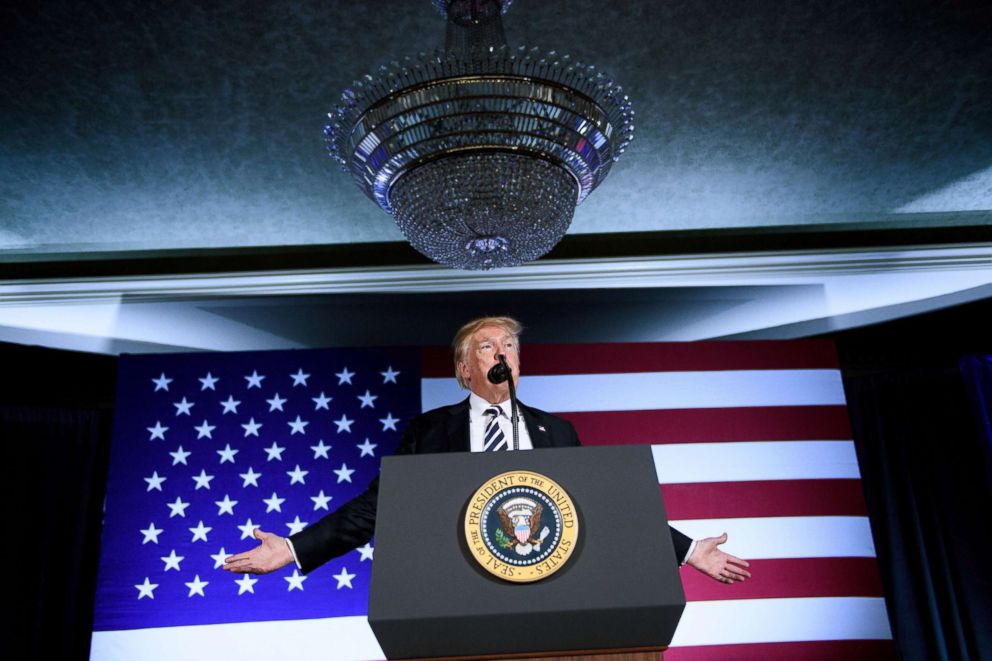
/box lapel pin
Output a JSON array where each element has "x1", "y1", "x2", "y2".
[{"x1": 538, "y1": 425, "x2": 547, "y2": 432}]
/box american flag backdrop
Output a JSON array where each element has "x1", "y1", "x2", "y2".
[
  {"x1": 91, "y1": 348, "x2": 421, "y2": 639},
  {"x1": 91, "y1": 340, "x2": 893, "y2": 660}
]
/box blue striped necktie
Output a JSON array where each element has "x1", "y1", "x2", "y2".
[{"x1": 483, "y1": 406, "x2": 508, "y2": 451}]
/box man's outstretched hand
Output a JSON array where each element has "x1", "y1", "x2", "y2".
[
  {"x1": 686, "y1": 532, "x2": 751, "y2": 583},
  {"x1": 223, "y1": 528, "x2": 295, "y2": 575}
]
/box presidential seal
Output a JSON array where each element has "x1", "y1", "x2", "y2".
[{"x1": 464, "y1": 470, "x2": 579, "y2": 583}]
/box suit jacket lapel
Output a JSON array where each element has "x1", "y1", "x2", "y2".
[
  {"x1": 447, "y1": 398, "x2": 471, "y2": 452},
  {"x1": 520, "y1": 403, "x2": 552, "y2": 448}
]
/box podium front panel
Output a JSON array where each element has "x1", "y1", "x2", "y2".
[{"x1": 368, "y1": 445, "x2": 686, "y2": 659}]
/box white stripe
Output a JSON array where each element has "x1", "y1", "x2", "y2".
[
  {"x1": 653, "y1": 441, "x2": 861, "y2": 483},
  {"x1": 421, "y1": 369, "x2": 846, "y2": 412},
  {"x1": 667, "y1": 516, "x2": 877, "y2": 559},
  {"x1": 670, "y1": 597, "x2": 892, "y2": 647},
  {"x1": 90, "y1": 615, "x2": 383, "y2": 661},
  {"x1": 89, "y1": 598, "x2": 892, "y2": 659}
]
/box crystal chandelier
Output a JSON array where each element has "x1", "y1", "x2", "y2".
[{"x1": 324, "y1": 0, "x2": 634, "y2": 270}]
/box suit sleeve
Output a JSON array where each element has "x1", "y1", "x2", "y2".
[
  {"x1": 289, "y1": 417, "x2": 422, "y2": 574},
  {"x1": 289, "y1": 474, "x2": 380, "y2": 574},
  {"x1": 560, "y1": 412, "x2": 693, "y2": 565}
]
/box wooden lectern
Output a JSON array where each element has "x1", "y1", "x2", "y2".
[{"x1": 366, "y1": 445, "x2": 685, "y2": 660}]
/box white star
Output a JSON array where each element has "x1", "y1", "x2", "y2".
[
  {"x1": 310, "y1": 439, "x2": 332, "y2": 459},
  {"x1": 144, "y1": 470, "x2": 167, "y2": 491},
  {"x1": 152, "y1": 373, "x2": 172, "y2": 392},
  {"x1": 263, "y1": 492, "x2": 286, "y2": 513},
  {"x1": 357, "y1": 543, "x2": 374, "y2": 562},
  {"x1": 357, "y1": 389, "x2": 378, "y2": 408},
  {"x1": 220, "y1": 395, "x2": 241, "y2": 414},
  {"x1": 210, "y1": 547, "x2": 229, "y2": 569},
  {"x1": 241, "y1": 417, "x2": 262, "y2": 437},
  {"x1": 192, "y1": 469, "x2": 215, "y2": 490},
  {"x1": 135, "y1": 577, "x2": 158, "y2": 599},
  {"x1": 194, "y1": 419, "x2": 216, "y2": 439},
  {"x1": 235, "y1": 574, "x2": 258, "y2": 595},
  {"x1": 240, "y1": 466, "x2": 262, "y2": 487},
  {"x1": 334, "y1": 414, "x2": 354, "y2": 434},
  {"x1": 290, "y1": 368, "x2": 311, "y2": 387},
  {"x1": 287, "y1": 464, "x2": 309, "y2": 485},
  {"x1": 189, "y1": 520, "x2": 212, "y2": 542},
  {"x1": 140, "y1": 522, "x2": 163, "y2": 544},
  {"x1": 380, "y1": 366, "x2": 401, "y2": 383},
  {"x1": 288, "y1": 415, "x2": 309, "y2": 435},
  {"x1": 217, "y1": 443, "x2": 239, "y2": 464},
  {"x1": 285, "y1": 569, "x2": 307, "y2": 591},
  {"x1": 147, "y1": 421, "x2": 168, "y2": 441},
  {"x1": 379, "y1": 412, "x2": 399, "y2": 431},
  {"x1": 356, "y1": 438, "x2": 377, "y2": 457},
  {"x1": 169, "y1": 445, "x2": 191, "y2": 466},
  {"x1": 334, "y1": 463, "x2": 355, "y2": 483},
  {"x1": 161, "y1": 549, "x2": 184, "y2": 571},
  {"x1": 311, "y1": 490, "x2": 332, "y2": 511},
  {"x1": 244, "y1": 370, "x2": 266, "y2": 389},
  {"x1": 198, "y1": 372, "x2": 219, "y2": 390},
  {"x1": 266, "y1": 393, "x2": 287, "y2": 412},
  {"x1": 264, "y1": 442, "x2": 285, "y2": 462},
  {"x1": 312, "y1": 392, "x2": 332, "y2": 410},
  {"x1": 335, "y1": 367, "x2": 355, "y2": 385},
  {"x1": 285, "y1": 515, "x2": 307, "y2": 535},
  {"x1": 173, "y1": 397, "x2": 194, "y2": 416},
  {"x1": 185, "y1": 574, "x2": 209, "y2": 597},
  {"x1": 167, "y1": 497, "x2": 190, "y2": 518},
  {"x1": 333, "y1": 566, "x2": 356, "y2": 589},
  {"x1": 215, "y1": 494, "x2": 238, "y2": 515},
  {"x1": 238, "y1": 519, "x2": 260, "y2": 540}
]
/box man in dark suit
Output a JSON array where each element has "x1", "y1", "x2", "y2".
[{"x1": 224, "y1": 317, "x2": 751, "y2": 584}]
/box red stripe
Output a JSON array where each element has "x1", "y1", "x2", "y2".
[
  {"x1": 667, "y1": 640, "x2": 896, "y2": 660},
  {"x1": 679, "y1": 557, "x2": 885, "y2": 601},
  {"x1": 421, "y1": 340, "x2": 839, "y2": 377},
  {"x1": 662, "y1": 479, "x2": 868, "y2": 519},
  {"x1": 422, "y1": 347, "x2": 455, "y2": 378},
  {"x1": 558, "y1": 406, "x2": 852, "y2": 444}
]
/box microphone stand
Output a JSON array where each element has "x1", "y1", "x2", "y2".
[{"x1": 502, "y1": 355, "x2": 520, "y2": 451}]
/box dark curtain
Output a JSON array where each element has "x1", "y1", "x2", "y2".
[
  {"x1": 844, "y1": 357, "x2": 992, "y2": 661},
  {"x1": 959, "y1": 355, "x2": 992, "y2": 484},
  {"x1": 3, "y1": 405, "x2": 113, "y2": 661}
]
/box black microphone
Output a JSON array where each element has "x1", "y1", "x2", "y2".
[
  {"x1": 487, "y1": 354, "x2": 511, "y2": 384},
  {"x1": 487, "y1": 354, "x2": 519, "y2": 450}
]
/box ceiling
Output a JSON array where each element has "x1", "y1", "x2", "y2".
[
  {"x1": 0, "y1": 243, "x2": 987, "y2": 354},
  {"x1": 2, "y1": 0, "x2": 990, "y2": 259},
  {"x1": 1, "y1": 0, "x2": 989, "y2": 356}
]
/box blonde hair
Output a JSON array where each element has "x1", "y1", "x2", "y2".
[{"x1": 452, "y1": 316, "x2": 523, "y2": 389}]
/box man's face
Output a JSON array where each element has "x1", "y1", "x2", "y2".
[{"x1": 458, "y1": 324, "x2": 520, "y2": 402}]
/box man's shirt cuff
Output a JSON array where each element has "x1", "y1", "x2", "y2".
[
  {"x1": 286, "y1": 537, "x2": 302, "y2": 570},
  {"x1": 681, "y1": 539, "x2": 697, "y2": 566}
]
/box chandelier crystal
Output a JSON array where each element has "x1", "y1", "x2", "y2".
[{"x1": 324, "y1": 0, "x2": 634, "y2": 270}]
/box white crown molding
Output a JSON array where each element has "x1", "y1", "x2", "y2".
[{"x1": 2, "y1": 243, "x2": 989, "y2": 304}]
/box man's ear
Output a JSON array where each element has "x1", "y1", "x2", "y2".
[{"x1": 457, "y1": 361, "x2": 470, "y2": 382}]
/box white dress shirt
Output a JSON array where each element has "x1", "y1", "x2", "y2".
[{"x1": 468, "y1": 391, "x2": 533, "y2": 451}]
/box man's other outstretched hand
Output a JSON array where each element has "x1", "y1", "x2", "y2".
[
  {"x1": 686, "y1": 532, "x2": 751, "y2": 583},
  {"x1": 223, "y1": 528, "x2": 295, "y2": 575}
]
